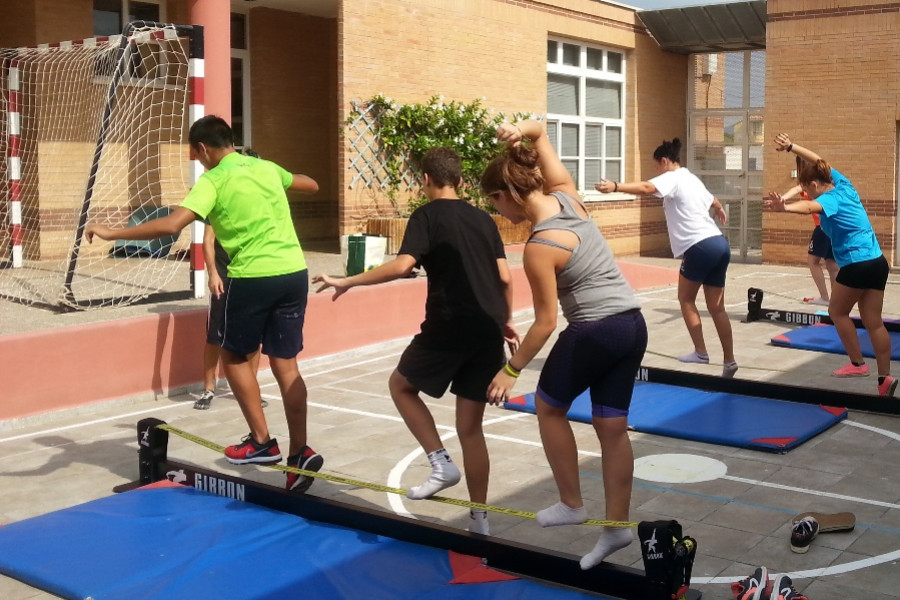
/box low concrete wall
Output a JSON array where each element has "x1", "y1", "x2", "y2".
[{"x1": 0, "y1": 261, "x2": 677, "y2": 424}]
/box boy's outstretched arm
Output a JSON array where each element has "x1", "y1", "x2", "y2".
[
  {"x1": 85, "y1": 206, "x2": 197, "y2": 244},
  {"x1": 497, "y1": 257, "x2": 521, "y2": 353},
  {"x1": 312, "y1": 254, "x2": 417, "y2": 300},
  {"x1": 290, "y1": 174, "x2": 319, "y2": 194}
]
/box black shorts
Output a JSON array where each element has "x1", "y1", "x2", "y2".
[
  {"x1": 808, "y1": 226, "x2": 834, "y2": 260},
  {"x1": 537, "y1": 309, "x2": 647, "y2": 417},
  {"x1": 835, "y1": 255, "x2": 889, "y2": 291},
  {"x1": 397, "y1": 329, "x2": 505, "y2": 401},
  {"x1": 206, "y1": 278, "x2": 229, "y2": 345},
  {"x1": 221, "y1": 270, "x2": 309, "y2": 358}
]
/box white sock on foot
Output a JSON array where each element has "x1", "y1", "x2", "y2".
[
  {"x1": 536, "y1": 501, "x2": 588, "y2": 527},
  {"x1": 722, "y1": 361, "x2": 739, "y2": 378},
  {"x1": 467, "y1": 509, "x2": 490, "y2": 535},
  {"x1": 678, "y1": 351, "x2": 709, "y2": 364},
  {"x1": 406, "y1": 449, "x2": 461, "y2": 500},
  {"x1": 580, "y1": 527, "x2": 633, "y2": 570}
]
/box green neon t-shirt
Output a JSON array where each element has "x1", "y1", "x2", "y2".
[{"x1": 181, "y1": 152, "x2": 306, "y2": 278}]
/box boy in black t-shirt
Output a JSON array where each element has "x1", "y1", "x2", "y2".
[{"x1": 313, "y1": 147, "x2": 519, "y2": 535}]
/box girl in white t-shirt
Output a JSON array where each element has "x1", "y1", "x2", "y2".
[{"x1": 595, "y1": 138, "x2": 737, "y2": 378}]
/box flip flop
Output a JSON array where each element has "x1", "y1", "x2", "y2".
[{"x1": 792, "y1": 511, "x2": 855, "y2": 533}]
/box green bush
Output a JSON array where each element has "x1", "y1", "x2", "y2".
[{"x1": 348, "y1": 94, "x2": 529, "y2": 216}]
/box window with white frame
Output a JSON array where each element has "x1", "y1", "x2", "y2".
[
  {"x1": 93, "y1": 0, "x2": 165, "y2": 35},
  {"x1": 231, "y1": 11, "x2": 251, "y2": 150},
  {"x1": 93, "y1": 0, "x2": 169, "y2": 81},
  {"x1": 546, "y1": 39, "x2": 625, "y2": 193}
]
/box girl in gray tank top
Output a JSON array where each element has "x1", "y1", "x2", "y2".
[
  {"x1": 481, "y1": 119, "x2": 647, "y2": 571},
  {"x1": 530, "y1": 191, "x2": 640, "y2": 322}
]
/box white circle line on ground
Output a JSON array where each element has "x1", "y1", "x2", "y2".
[
  {"x1": 722, "y1": 474, "x2": 900, "y2": 511},
  {"x1": 386, "y1": 431, "x2": 460, "y2": 520}
]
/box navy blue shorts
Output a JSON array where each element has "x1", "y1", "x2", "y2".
[
  {"x1": 221, "y1": 270, "x2": 308, "y2": 358},
  {"x1": 836, "y1": 255, "x2": 889, "y2": 291},
  {"x1": 397, "y1": 329, "x2": 505, "y2": 401},
  {"x1": 536, "y1": 310, "x2": 647, "y2": 418},
  {"x1": 680, "y1": 235, "x2": 731, "y2": 287},
  {"x1": 808, "y1": 226, "x2": 834, "y2": 260}
]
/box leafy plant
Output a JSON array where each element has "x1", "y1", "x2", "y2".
[{"x1": 348, "y1": 94, "x2": 530, "y2": 216}]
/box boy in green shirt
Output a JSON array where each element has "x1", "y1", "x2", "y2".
[{"x1": 86, "y1": 115, "x2": 323, "y2": 493}]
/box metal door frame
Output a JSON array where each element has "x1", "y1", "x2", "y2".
[{"x1": 686, "y1": 51, "x2": 764, "y2": 263}]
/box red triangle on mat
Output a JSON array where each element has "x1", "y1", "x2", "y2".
[
  {"x1": 751, "y1": 437, "x2": 798, "y2": 448},
  {"x1": 140, "y1": 479, "x2": 184, "y2": 490},
  {"x1": 447, "y1": 551, "x2": 519, "y2": 584},
  {"x1": 819, "y1": 405, "x2": 847, "y2": 417}
]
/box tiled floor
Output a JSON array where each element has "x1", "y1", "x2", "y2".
[{"x1": 2, "y1": 256, "x2": 900, "y2": 599}]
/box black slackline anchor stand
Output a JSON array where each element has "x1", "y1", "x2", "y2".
[
  {"x1": 744, "y1": 287, "x2": 900, "y2": 332},
  {"x1": 119, "y1": 417, "x2": 702, "y2": 600}
]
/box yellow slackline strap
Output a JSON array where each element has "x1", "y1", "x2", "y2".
[{"x1": 156, "y1": 423, "x2": 637, "y2": 528}]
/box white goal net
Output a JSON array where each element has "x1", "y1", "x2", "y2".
[{"x1": 0, "y1": 23, "x2": 197, "y2": 310}]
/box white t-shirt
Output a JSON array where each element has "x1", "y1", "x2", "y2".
[{"x1": 650, "y1": 167, "x2": 721, "y2": 258}]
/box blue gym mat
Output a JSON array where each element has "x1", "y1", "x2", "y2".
[
  {"x1": 0, "y1": 483, "x2": 610, "y2": 600},
  {"x1": 771, "y1": 324, "x2": 900, "y2": 360},
  {"x1": 505, "y1": 382, "x2": 847, "y2": 452}
]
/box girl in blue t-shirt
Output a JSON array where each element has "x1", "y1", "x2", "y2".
[{"x1": 764, "y1": 133, "x2": 895, "y2": 397}]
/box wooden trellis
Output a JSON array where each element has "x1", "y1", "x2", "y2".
[{"x1": 346, "y1": 99, "x2": 419, "y2": 192}]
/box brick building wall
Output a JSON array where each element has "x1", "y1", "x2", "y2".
[
  {"x1": 765, "y1": 0, "x2": 900, "y2": 266},
  {"x1": 338, "y1": 0, "x2": 685, "y2": 257},
  {"x1": 248, "y1": 8, "x2": 339, "y2": 243}
]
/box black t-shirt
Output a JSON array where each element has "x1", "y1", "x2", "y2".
[{"x1": 398, "y1": 199, "x2": 508, "y2": 339}]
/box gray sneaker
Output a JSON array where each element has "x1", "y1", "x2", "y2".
[{"x1": 193, "y1": 389, "x2": 214, "y2": 410}]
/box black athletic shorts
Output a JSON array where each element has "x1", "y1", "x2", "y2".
[
  {"x1": 808, "y1": 226, "x2": 834, "y2": 261},
  {"x1": 397, "y1": 329, "x2": 505, "y2": 401},
  {"x1": 221, "y1": 270, "x2": 308, "y2": 358},
  {"x1": 835, "y1": 255, "x2": 889, "y2": 291},
  {"x1": 206, "y1": 277, "x2": 229, "y2": 345}
]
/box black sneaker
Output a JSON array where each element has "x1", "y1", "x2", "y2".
[
  {"x1": 790, "y1": 516, "x2": 819, "y2": 554},
  {"x1": 224, "y1": 434, "x2": 282, "y2": 465},
  {"x1": 770, "y1": 574, "x2": 808, "y2": 600},
  {"x1": 731, "y1": 566, "x2": 770, "y2": 600},
  {"x1": 285, "y1": 446, "x2": 324, "y2": 493}
]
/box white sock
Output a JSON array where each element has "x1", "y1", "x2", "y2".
[
  {"x1": 467, "y1": 509, "x2": 490, "y2": 535},
  {"x1": 678, "y1": 351, "x2": 709, "y2": 364},
  {"x1": 722, "y1": 361, "x2": 739, "y2": 378},
  {"x1": 580, "y1": 527, "x2": 633, "y2": 570},
  {"x1": 536, "y1": 501, "x2": 587, "y2": 527},
  {"x1": 406, "y1": 449, "x2": 461, "y2": 500}
]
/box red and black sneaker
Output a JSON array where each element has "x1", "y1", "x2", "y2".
[
  {"x1": 285, "y1": 446, "x2": 324, "y2": 493},
  {"x1": 224, "y1": 434, "x2": 282, "y2": 465}
]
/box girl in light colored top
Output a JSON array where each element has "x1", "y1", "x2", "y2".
[
  {"x1": 482, "y1": 119, "x2": 646, "y2": 570},
  {"x1": 764, "y1": 133, "x2": 895, "y2": 396},
  {"x1": 595, "y1": 138, "x2": 736, "y2": 378}
]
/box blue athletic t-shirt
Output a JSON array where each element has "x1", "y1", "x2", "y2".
[{"x1": 816, "y1": 168, "x2": 881, "y2": 267}]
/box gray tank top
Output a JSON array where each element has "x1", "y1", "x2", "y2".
[{"x1": 529, "y1": 191, "x2": 640, "y2": 322}]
